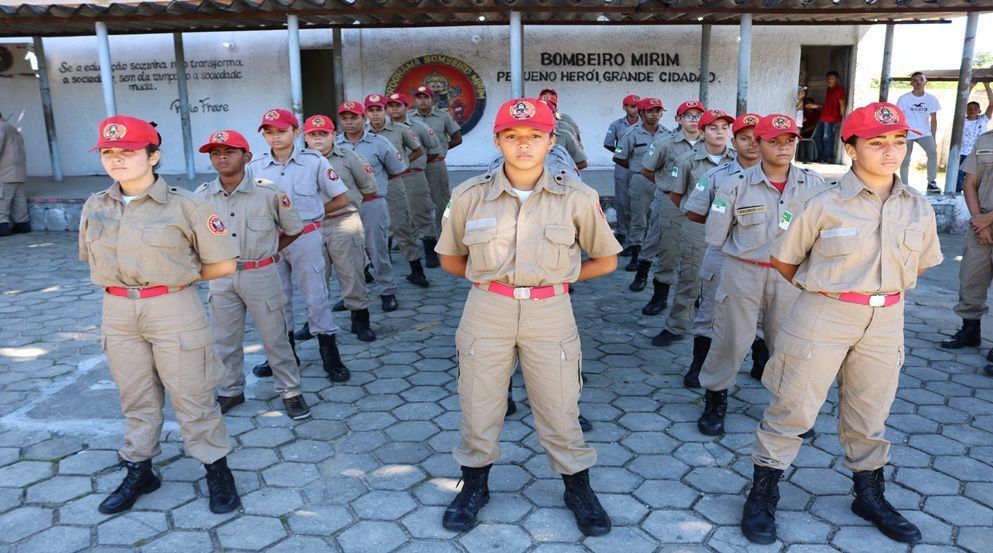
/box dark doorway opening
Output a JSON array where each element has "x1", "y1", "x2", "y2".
[
  {"x1": 799, "y1": 45, "x2": 854, "y2": 164},
  {"x1": 302, "y1": 48, "x2": 337, "y2": 119}
]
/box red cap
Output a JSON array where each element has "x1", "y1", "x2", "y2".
[
  {"x1": 413, "y1": 86, "x2": 433, "y2": 98},
  {"x1": 676, "y1": 101, "x2": 705, "y2": 116},
  {"x1": 754, "y1": 114, "x2": 801, "y2": 141},
  {"x1": 539, "y1": 87, "x2": 558, "y2": 99},
  {"x1": 90, "y1": 116, "x2": 160, "y2": 152},
  {"x1": 364, "y1": 94, "x2": 387, "y2": 109},
  {"x1": 257, "y1": 108, "x2": 299, "y2": 131},
  {"x1": 636, "y1": 97, "x2": 664, "y2": 112},
  {"x1": 698, "y1": 109, "x2": 735, "y2": 129},
  {"x1": 841, "y1": 102, "x2": 921, "y2": 141},
  {"x1": 338, "y1": 101, "x2": 366, "y2": 116},
  {"x1": 623, "y1": 94, "x2": 641, "y2": 107},
  {"x1": 198, "y1": 129, "x2": 250, "y2": 153},
  {"x1": 733, "y1": 113, "x2": 762, "y2": 135},
  {"x1": 387, "y1": 92, "x2": 410, "y2": 106},
  {"x1": 493, "y1": 98, "x2": 555, "y2": 134},
  {"x1": 304, "y1": 115, "x2": 336, "y2": 134}
]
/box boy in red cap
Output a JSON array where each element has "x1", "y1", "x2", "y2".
[
  {"x1": 603, "y1": 94, "x2": 641, "y2": 251},
  {"x1": 194, "y1": 130, "x2": 311, "y2": 419},
  {"x1": 410, "y1": 85, "x2": 464, "y2": 249},
  {"x1": 742, "y1": 103, "x2": 941, "y2": 545},
  {"x1": 248, "y1": 108, "x2": 352, "y2": 383},
  {"x1": 436, "y1": 98, "x2": 620, "y2": 536},
  {"x1": 539, "y1": 87, "x2": 581, "y2": 142}
]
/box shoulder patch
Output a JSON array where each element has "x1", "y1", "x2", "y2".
[
  {"x1": 279, "y1": 192, "x2": 293, "y2": 209},
  {"x1": 363, "y1": 164, "x2": 373, "y2": 175},
  {"x1": 328, "y1": 168, "x2": 339, "y2": 180},
  {"x1": 207, "y1": 214, "x2": 228, "y2": 236}
]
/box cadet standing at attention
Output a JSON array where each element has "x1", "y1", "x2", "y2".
[
  {"x1": 248, "y1": 109, "x2": 351, "y2": 383},
  {"x1": 436, "y1": 98, "x2": 621, "y2": 536},
  {"x1": 603, "y1": 94, "x2": 641, "y2": 251},
  {"x1": 303, "y1": 114, "x2": 379, "y2": 343},
  {"x1": 681, "y1": 113, "x2": 763, "y2": 388},
  {"x1": 195, "y1": 130, "x2": 311, "y2": 420},
  {"x1": 79, "y1": 116, "x2": 241, "y2": 515},
  {"x1": 335, "y1": 100, "x2": 407, "y2": 312},
  {"x1": 742, "y1": 103, "x2": 942, "y2": 546},
  {"x1": 410, "y1": 85, "x2": 464, "y2": 251},
  {"x1": 539, "y1": 88, "x2": 582, "y2": 142},
  {"x1": 365, "y1": 94, "x2": 431, "y2": 288},
  {"x1": 613, "y1": 97, "x2": 668, "y2": 272}
]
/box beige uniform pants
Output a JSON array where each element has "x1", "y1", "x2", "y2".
[
  {"x1": 101, "y1": 287, "x2": 231, "y2": 464},
  {"x1": 661, "y1": 218, "x2": 706, "y2": 335},
  {"x1": 208, "y1": 264, "x2": 301, "y2": 399},
  {"x1": 454, "y1": 286, "x2": 595, "y2": 475},
  {"x1": 0, "y1": 182, "x2": 28, "y2": 225},
  {"x1": 953, "y1": 228, "x2": 993, "y2": 320},
  {"x1": 426, "y1": 160, "x2": 451, "y2": 238},
  {"x1": 402, "y1": 170, "x2": 436, "y2": 240},
  {"x1": 754, "y1": 292, "x2": 905, "y2": 472},
  {"x1": 385, "y1": 178, "x2": 421, "y2": 262},
  {"x1": 626, "y1": 172, "x2": 655, "y2": 248},
  {"x1": 699, "y1": 259, "x2": 799, "y2": 391},
  {"x1": 690, "y1": 245, "x2": 726, "y2": 338},
  {"x1": 642, "y1": 196, "x2": 682, "y2": 285},
  {"x1": 322, "y1": 211, "x2": 372, "y2": 310}
]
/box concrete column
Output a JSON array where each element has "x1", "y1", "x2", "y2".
[
  {"x1": 95, "y1": 22, "x2": 116, "y2": 117},
  {"x1": 944, "y1": 11, "x2": 979, "y2": 194},
  {"x1": 736, "y1": 14, "x2": 752, "y2": 116},
  {"x1": 699, "y1": 24, "x2": 711, "y2": 106},
  {"x1": 879, "y1": 23, "x2": 894, "y2": 102},
  {"x1": 509, "y1": 11, "x2": 523, "y2": 98},
  {"x1": 287, "y1": 14, "x2": 304, "y2": 147},
  {"x1": 173, "y1": 32, "x2": 196, "y2": 181},
  {"x1": 332, "y1": 27, "x2": 345, "y2": 108},
  {"x1": 32, "y1": 36, "x2": 63, "y2": 181}
]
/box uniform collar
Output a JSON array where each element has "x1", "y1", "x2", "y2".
[
  {"x1": 208, "y1": 172, "x2": 254, "y2": 195},
  {"x1": 638, "y1": 124, "x2": 663, "y2": 137},
  {"x1": 837, "y1": 170, "x2": 912, "y2": 201},
  {"x1": 744, "y1": 162, "x2": 806, "y2": 188},
  {"x1": 261, "y1": 149, "x2": 302, "y2": 167},
  {"x1": 483, "y1": 166, "x2": 565, "y2": 201},
  {"x1": 367, "y1": 119, "x2": 395, "y2": 134},
  {"x1": 692, "y1": 145, "x2": 733, "y2": 162},
  {"x1": 335, "y1": 130, "x2": 369, "y2": 145},
  {"x1": 108, "y1": 175, "x2": 170, "y2": 204},
  {"x1": 672, "y1": 130, "x2": 700, "y2": 145}
]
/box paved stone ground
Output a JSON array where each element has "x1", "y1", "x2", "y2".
[{"x1": 0, "y1": 230, "x2": 991, "y2": 553}]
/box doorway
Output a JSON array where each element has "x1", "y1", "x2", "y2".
[
  {"x1": 302, "y1": 48, "x2": 338, "y2": 118},
  {"x1": 799, "y1": 45, "x2": 853, "y2": 164}
]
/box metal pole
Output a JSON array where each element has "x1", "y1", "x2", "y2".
[
  {"x1": 173, "y1": 33, "x2": 197, "y2": 182},
  {"x1": 879, "y1": 23, "x2": 894, "y2": 102},
  {"x1": 699, "y1": 24, "x2": 711, "y2": 105},
  {"x1": 509, "y1": 11, "x2": 523, "y2": 98},
  {"x1": 95, "y1": 21, "x2": 116, "y2": 116},
  {"x1": 287, "y1": 15, "x2": 304, "y2": 147},
  {"x1": 944, "y1": 11, "x2": 978, "y2": 194},
  {"x1": 332, "y1": 27, "x2": 345, "y2": 108},
  {"x1": 32, "y1": 36, "x2": 63, "y2": 181},
  {"x1": 736, "y1": 14, "x2": 752, "y2": 116}
]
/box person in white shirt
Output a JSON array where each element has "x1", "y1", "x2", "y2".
[
  {"x1": 896, "y1": 72, "x2": 941, "y2": 193},
  {"x1": 959, "y1": 81, "x2": 993, "y2": 192}
]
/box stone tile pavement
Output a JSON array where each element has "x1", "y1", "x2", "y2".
[{"x1": 0, "y1": 230, "x2": 991, "y2": 552}]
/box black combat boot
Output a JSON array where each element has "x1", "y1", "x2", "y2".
[
  {"x1": 423, "y1": 238, "x2": 441, "y2": 268},
  {"x1": 578, "y1": 414, "x2": 593, "y2": 432},
  {"x1": 282, "y1": 394, "x2": 311, "y2": 420},
  {"x1": 204, "y1": 457, "x2": 241, "y2": 514},
  {"x1": 11, "y1": 221, "x2": 30, "y2": 234},
  {"x1": 684, "y1": 336, "x2": 711, "y2": 388},
  {"x1": 651, "y1": 328, "x2": 683, "y2": 347},
  {"x1": 750, "y1": 338, "x2": 769, "y2": 380},
  {"x1": 940, "y1": 319, "x2": 981, "y2": 349},
  {"x1": 615, "y1": 234, "x2": 628, "y2": 253},
  {"x1": 98, "y1": 460, "x2": 161, "y2": 514},
  {"x1": 333, "y1": 299, "x2": 347, "y2": 312},
  {"x1": 318, "y1": 333, "x2": 350, "y2": 382},
  {"x1": 381, "y1": 294, "x2": 398, "y2": 312},
  {"x1": 506, "y1": 381, "x2": 517, "y2": 416},
  {"x1": 697, "y1": 389, "x2": 728, "y2": 436},
  {"x1": 293, "y1": 322, "x2": 314, "y2": 342},
  {"x1": 562, "y1": 469, "x2": 612, "y2": 536},
  {"x1": 741, "y1": 464, "x2": 784, "y2": 544},
  {"x1": 406, "y1": 259, "x2": 430, "y2": 288},
  {"x1": 364, "y1": 264, "x2": 374, "y2": 283},
  {"x1": 0, "y1": 223, "x2": 11, "y2": 237},
  {"x1": 641, "y1": 280, "x2": 670, "y2": 315},
  {"x1": 255, "y1": 329, "x2": 299, "y2": 377},
  {"x1": 442, "y1": 465, "x2": 492, "y2": 531},
  {"x1": 628, "y1": 260, "x2": 652, "y2": 291},
  {"x1": 350, "y1": 308, "x2": 377, "y2": 342},
  {"x1": 216, "y1": 393, "x2": 245, "y2": 414},
  {"x1": 851, "y1": 468, "x2": 922, "y2": 544},
  {"x1": 624, "y1": 245, "x2": 641, "y2": 272}
]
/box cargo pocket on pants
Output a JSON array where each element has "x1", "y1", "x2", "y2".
[
  {"x1": 178, "y1": 326, "x2": 213, "y2": 382},
  {"x1": 559, "y1": 334, "x2": 583, "y2": 407},
  {"x1": 761, "y1": 332, "x2": 814, "y2": 407},
  {"x1": 454, "y1": 328, "x2": 476, "y2": 395}
]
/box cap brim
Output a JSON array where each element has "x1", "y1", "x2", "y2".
[
  {"x1": 89, "y1": 140, "x2": 154, "y2": 152},
  {"x1": 757, "y1": 130, "x2": 802, "y2": 141},
  {"x1": 414, "y1": 92, "x2": 432, "y2": 98},
  {"x1": 258, "y1": 121, "x2": 293, "y2": 131},
  {"x1": 844, "y1": 124, "x2": 922, "y2": 141},
  {"x1": 702, "y1": 116, "x2": 735, "y2": 127},
  {"x1": 493, "y1": 122, "x2": 555, "y2": 134},
  {"x1": 198, "y1": 143, "x2": 248, "y2": 153}
]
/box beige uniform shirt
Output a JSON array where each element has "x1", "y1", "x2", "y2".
[
  {"x1": 436, "y1": 167, "x2": 621, "y2": 287},
  {"x1": 770, "y1": 170, "x2": 943, "y2": 294},
  {"x1": 962, "y1": 130, "x2": 993, "y2": 210},
  {"x1": 369, "y1": 120, "x2": 423, "y2": 172},
  {"x1": 79, "y1": 176, "x2": 239, "y2": 288},
  {"x1": 706, "y1": 164, "x2": 825, "y2": 262},
  {"x1": 670, "y1": 146, "x2": 736, "y2": 198},
  {"x1": 195, "y1": 173, "x2": 304, "y2": 262},
  {"x1": 409, "y1": 108, "x2": 461, "y2": 157},
  {"x1": 641, "y1": 131, "x2": 701, "y2": 192},
  {"x1": 326, "y1": 144, "x2": 379, "y2": 212},
  {"x1": 0, "y1": 118, "x2": 26, "y2": 183}
]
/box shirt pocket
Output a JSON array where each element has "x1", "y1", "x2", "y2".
[
  {"x1": 142, "y1": 226, "x2": 191, "y2": 280},
  {"x1": 462, "y1": 227, "x2": 498, "y2": 273},
  {"x1": 900, "y1": 228, "x2": 925, "y2": 285},
  {"x1": 540, "y1": 224, "x2": 576, "y2": 274},
  {"x1": 735, "y1": 210, "x2": 768, "y2": 247},
  {"x1": 247, "y1": 216, "x2": 275, "y2": 253},
  {"x1": 813, "y1": 230, "x2": 859, "y2": 285}
]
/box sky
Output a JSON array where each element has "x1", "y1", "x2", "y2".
[{"x1": 890, "y1": 13, "x2": 993, "y2": 74}]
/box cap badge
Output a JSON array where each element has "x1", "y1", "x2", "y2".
[
  {"x1": 369, "y1": 95, "x2": 381, "y2": 102},
  {"x1": 102, "y1": 123, "x2": 127, "y2": 141},
  {"x1": 742, "y1": 115, "x2": 760, "y2": 126},
  {"x1": 772, "y1": 116, "x2": 790, "y2": 129},
  {"x1": 211, "y1": 131, "x2": 229, "y2": 143},
  {"x1": 311, "y1": 117, "x2": 326, "y2": 128},
  {"x1": 264, "y1": 110, "x2": 281, "y2": 121},
  {"x1": 510, "y1": 100, "x2": 536, "y2": 120},
  {"x1": 342, "y1": 101, "x2": 355, "y2": 110},
  {"x1": 874, "y1": 105, "x2": 899, "y2": 124}
]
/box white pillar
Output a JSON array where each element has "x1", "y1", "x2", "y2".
[
  {"x1": 944, "y1": 11, "x2": 979, "y2": 194},
  {"x1": 95, "y1": 22, "x2": 116, "y2": 117},
  {"x1": 699, "y1": 24, "x2": 712, "y2": 106},
  {"x1": 736, "y1": 14, "x2": 753, "y2": 116},
  {"x1": 173, "y1": 32, "x2": 196, "y2": 182},
  {"x1": 33, "y1": 36, "x2": 63, "y2": 181},
  {"x1": 287, "y1": 14, "x2": 304, "y2": 147},
  {"x1": 878, "y1": 24, "x2": 895, "y2": 102},
  {"x1": 509, "y1": 11, "x2": 523, "y2": 98}
]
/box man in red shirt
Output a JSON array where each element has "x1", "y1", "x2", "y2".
[{"x1": 813, "y1": 71, "x2": 846, "y2": 163}]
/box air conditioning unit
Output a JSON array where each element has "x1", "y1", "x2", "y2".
[{"x1": 0, "y1": 44, "x2": 35, "y2": 76}]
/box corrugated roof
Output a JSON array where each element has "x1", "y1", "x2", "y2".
[{"x1": 0, "y1": 1, "x2": 982, "y2": 37}]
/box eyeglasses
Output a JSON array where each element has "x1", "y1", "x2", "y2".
[{"x1": 680, "y1": 114, "x2": 701, "y2": 122}]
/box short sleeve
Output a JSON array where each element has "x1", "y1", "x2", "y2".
[
  {"x1": 382, "y1": 141, "x2": 407, "y2": 176},
  {"x1": 918, "y1": 204, "x2": 943, "y2": 271},
  {"x1": 930, "y1": 94, "x2": 941, "y2": 112},
  {"x1": 613, "y1": 133, "x2": 632, "y2": 161},
  {"x1": 435, "y1": 192, "x2": 469, "y2": 256},
  {"x1": 188, "y1": 201, "x2": 240, "y2": 264},
  {"x1": 683, "y1": 175, "x2": 714, "y2": 216},
  {"x1": 318, "y1": 156, "x2": 349, "y2": 199},
  {"x1": 569, "y1": 137, "x2": 588, "y2": 164},
  {"x1": 444, "y1": 114, "x2": 461, "y2": 136},
  {"x1": 704, "y1": 183, "x2": 736, "y2": 247},
  {"x1": 575, "y1": 190, "x2": 623, "y2": 258},
  {"x1": 769, "y1": 196, "x2": 821, "y2": 266},
  {"x1": 671, "y1": 158, "x2": 694, "y2": 196},
  {"x1": 404, "y1": 127, "x2": 422, "y2": 151},
  {"x1": 423, "y1": 126, "x2": 442, "y2": 154},
  {"x1": 272, "y1": 185, "x2": 305, "y2": 235},
  {"x1": 962, "y1": 149, "x2": 980, "y2": 176},
  {"x1": 350, "y1": 155, "x2": 379, "y2": 196},
  {"x1": 78, "y1": 209, "x2": 90, "y2": 262},
  {"x1": 603, "y1": 122, "x2": 618, "y2": 149},
  {"x1": 641, "y1": 140, "x2": 665, "y2": 172}
]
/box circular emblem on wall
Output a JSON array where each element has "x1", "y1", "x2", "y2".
[{"x1": 386, "y1": 54, "x2": 487, "y2": 135}]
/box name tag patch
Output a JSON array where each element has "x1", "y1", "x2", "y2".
[
  {"x1": 779, "y1": 211, "x2": 793, "y2": 230},
  {"x1": 442, "y1": 200, "x2": 452, "y2": 218},
  {"x1": 670, "y1": 166, "x2": 679, "y2": 178},
  {"x1": 694, "y1": 179, "x2": 707, "y2": 191},
  {"x1": 711, "y1": 199, "x2": 728, "y2": 214},
  {"x1": 465, "y1": 217, "x2": 497, "y2": 230},
  {"x1": 820, "y1": 227, "x2": 857, "y2": 238},
  {"x1": 735, "y1": 205, "x2": 766, "y2": 216}
]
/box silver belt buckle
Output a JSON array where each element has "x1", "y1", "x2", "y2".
[
  {"x1": 126, "y1": 288, "x2": 141, "y2": 300},
  {"x1": 869, "y1": 294, "x2": 886, "y2": 307},
  {"x1": 513, "y1": 287, "x2": 532, "y2": 300}
]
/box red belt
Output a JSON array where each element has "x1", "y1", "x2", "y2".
[
  {"x1": 475, "y1": 281, "x2": 569, "y2": 300},
  {"x1": 429, "y1": 156, "x2": 446, "y2": 163},
  {"x1": 362, "y1": 193, "x2": 382, "y2": 202},
  {"x1": 732, "y1": 256, "x2": 774, "y2": 268},
  {"x1": 399, "y1": 168, "x2": 424, "y2": 176},
  {"x1": 279, "y1": 220, "x2": 321, "y2": 237},
  {"x1": 820, "y1": 291, "x2": 902, "y2": 308},
  {"x1": 238, "y1": 255, "x2": 278, "y2": 271},
  {"x1": 106, "y1": 285, "x2": 185, "y2": 300}
]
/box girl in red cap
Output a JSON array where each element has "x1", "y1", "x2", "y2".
[
  {"x1": 435, "y1": 98, "x2": 620, "y2": 536},
  {"x1": 79, "y1": 116, "x2": 242, "y2": 515},
  {"x1": 741, "y1": 103, "x2": 942, "y2": 545}
]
